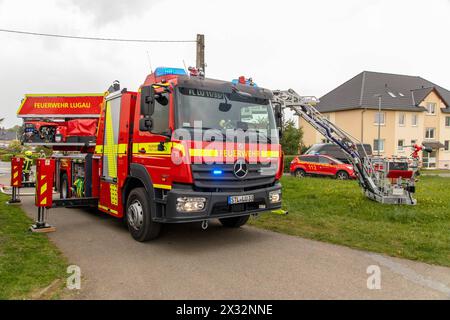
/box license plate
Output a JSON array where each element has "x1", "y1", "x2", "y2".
[{"x1": 228, "y1": 194, "x2": 254, "y2": 205}]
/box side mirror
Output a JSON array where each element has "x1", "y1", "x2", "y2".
[
  {"x1": 139, "y1": 117, "x2": 153, "y2": 132},
  {"x1": 140, "y1": 86, "x2": 155, "y2": 116},
  {"x1": 274, "y1": 103, "x2": 283, "y2": 139}
]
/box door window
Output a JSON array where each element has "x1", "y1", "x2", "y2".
[
  {"x1": 102, "y1": 96, "x2": 121, "y2": 181},
  {"x1": 150, "y1": 93, "x2": 170, "y2": 135}
]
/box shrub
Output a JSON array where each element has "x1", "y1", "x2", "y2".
[
  {"x1": 283, "y1": 155, "x2": 298, "y2": 173},
  {"x1": 1, "y1": 154, "x2": 14, "y2": 162}
]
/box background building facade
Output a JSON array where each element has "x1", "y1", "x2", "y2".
[{"x1": 301, "y1": 71, "x2": 450, "y2": 169}]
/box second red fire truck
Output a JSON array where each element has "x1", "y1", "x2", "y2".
[{"x1": 18, "y1": 67, "x2": 284, "y2": 241}]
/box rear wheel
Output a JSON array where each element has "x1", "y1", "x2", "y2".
[
  {"x1": 60, "y1": 173, "x2": 69, "y2": 199},
  {"x1": 219, "y1": 215, "x2": 250, "y2": 228},
  {"x1": 336, "y1": 170, "x2": 349, "y2": 180},
  {"x1": 126, "y1": 187, "x2": 161, "y2": 241},
  {"x1": 295, "y1": 169, "x2": 306, "y2": 178}
]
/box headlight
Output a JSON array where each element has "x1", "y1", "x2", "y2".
[
  {"x1": 176, "y1": 197, "x2": 206, "y2": 213},
  {"x1": 269, "y1": 190, "x2": 281, "y2": 203}
]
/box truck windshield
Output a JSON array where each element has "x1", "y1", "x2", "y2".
[{"x1": 176, "y1": 87, "x2": 278, "y2": 143}]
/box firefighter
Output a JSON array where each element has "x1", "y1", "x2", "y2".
[
  {"x1": 72, "y1": 176, "x2": 85, "y2": 198},
  {"x1": 22, "y1": 150, "x2": 33, "y2": 182}
]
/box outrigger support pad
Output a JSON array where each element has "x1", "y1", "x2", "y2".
[
  {"x1": 7, "y1": 186, "x2": 21, "y2": 204},
  {"x1": 30, "y1": 207, "x2": 56, "y2": 233}
]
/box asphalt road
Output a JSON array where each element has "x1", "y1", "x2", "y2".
[{"x1": 1, "y1": 167, "x2": 449, "y2": 299}]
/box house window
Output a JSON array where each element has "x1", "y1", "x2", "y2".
[
  {"x1": 411, "y1": 139, "x2": 417, "y2": 145},
  {"x1": 426, "y1": 102, "x2": 436, "y2": 115},
  {"x1": 445, "y1": 116, "x2": 450, "y2": 127},
  {"x1": 397, "y1": 139, "x2": 405, "y2": 151},
  {"x1": 373, "y1": 139, "x2": 385, "y2": 152},
  {"x1": 445, "y1": 140, "x2": 450, "y2": 151},
  {"x1": 412, "y1": 114, "x2": 418, "y2": 126},
  {"x1": 425, "y1": 128, "x2": 435, "y2": 139},
  {"x1": 398, "y1": 113, "x2": 405, "y2": 126},
  {"x1": 374, "y1": 112, "x2": 385, "y2": 125}
]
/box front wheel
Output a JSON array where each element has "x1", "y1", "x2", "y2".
[
  {"x1": 126, "y1": 188, "x2": 161, "y2": 241},
  {"x1": 294, "y1": 169, "x2": 306, "y2": 178},
  {"x1": 219, "y1": 215, "x2": 250, "y2": 228}
]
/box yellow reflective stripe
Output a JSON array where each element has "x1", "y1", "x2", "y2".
[
  {"x1": 40, "y1": 183, "x2": 47, "y2": 195},
  {"x1": 40, "y1": 198, "x2": 47, "y2": 206},
  {"x1": 132, "y1": 142, "x2": 171, "y2": 155},
  {"x1": 13, "y1": 172, "x2": 18, "y2": 179},
  {"x1": 153, "y1": 184, "x2": 172, "y2": 190},
  {"x1": 110, "y1": 184, "x2": 118, "y2": 206},
  {"x1": 117, "y1": 144, "x2": 127, "y2": 154},
  {"x1": 188, "y1": 149, "x2": 280, "y2": 158},
  {"x1": 189, "y1": 149, "x2": 219, "y2": 157},
  {"x1": 260, "y1": 150, "x2": 280, "y2": 158},
  {"x1": 95, "y1": 144, "x2": 127, "y2": 155},
  {"x1": 98, "y1": 204, "x2": 118, "y2": 215}
]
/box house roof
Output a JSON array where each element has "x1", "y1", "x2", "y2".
[{"x1": 317, "y1": 71, "x2": 450, "y2": 113}]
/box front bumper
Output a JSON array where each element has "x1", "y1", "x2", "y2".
[{"x1": 155, "y1": 182, "x2": 282, "y2": 223}]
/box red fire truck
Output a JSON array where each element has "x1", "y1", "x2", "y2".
[{"x1": 18, "y1": 67, "x2": 283, "y2": 241}]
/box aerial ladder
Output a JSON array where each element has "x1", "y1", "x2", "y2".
[{"x1": 272, "y1": 89, "x2": 418, "y2": 205}]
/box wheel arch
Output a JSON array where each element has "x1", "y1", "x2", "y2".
[{"x1": 124, "y1": 164, "x2": 157, "y2": 219}]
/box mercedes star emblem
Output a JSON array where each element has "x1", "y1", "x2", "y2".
[{"x1": 233, "y1": 159, "x2": 248, "y2": 179}]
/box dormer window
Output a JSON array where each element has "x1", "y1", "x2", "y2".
[{"x1": 426, "y1": 102, "x2": 437, "y2": 115}]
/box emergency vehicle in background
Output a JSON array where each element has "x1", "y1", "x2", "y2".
[{"x1": 17, "y1": 67, "x2": 283, "y2": 241}]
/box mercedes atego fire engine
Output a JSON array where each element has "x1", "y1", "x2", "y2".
[{"x1": 16, "y1": 67, "x2": 283, "y2": 241}]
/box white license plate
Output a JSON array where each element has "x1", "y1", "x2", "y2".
[{"x1": 228, "y1": 195, "x2": 254, "y2": 205}]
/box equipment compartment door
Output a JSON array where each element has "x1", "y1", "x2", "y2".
[{"x1": 99, "y1": 94, "x2": 122, "y2": 216}]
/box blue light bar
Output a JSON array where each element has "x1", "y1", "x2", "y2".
[
  {"x1": 154, "y1": 67, "x2": 187, "y2": 77},
  {"x1": 212, "y1": 169, "x2": 223, "y2": 175}
]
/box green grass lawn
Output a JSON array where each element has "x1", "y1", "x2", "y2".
[
  {"x1": 250, "y1": 176, "x2": 450, "y2": 267},
  {"x1": 0, "y1": 194, "x2": 67, "y2": 299}
]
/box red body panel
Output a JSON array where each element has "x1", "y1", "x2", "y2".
[
  {"x1": 18, "y1": 95, "x2": 104, "y2": 117},
  {"x1": 11, "y1": 157, "x2": 23, "y2": 187},
  {"x1": 35, "y1": 158, "x2": 55, "y2": 208}
]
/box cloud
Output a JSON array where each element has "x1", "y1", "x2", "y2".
[{"x1": 63, "y1": 0, "x2": 162, "y2": 27}]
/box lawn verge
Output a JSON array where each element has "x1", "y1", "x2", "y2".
[
  {"x1": 250, "y1": 176, "x2": 450, "y2": 267},
  {"x1": 0, "y1": 193, "x2": 67, "y2": 299}
]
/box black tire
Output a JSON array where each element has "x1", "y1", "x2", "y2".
[
  {"x1": 60, "y1": 173, "x2": 69, "y2": 199},
  {"x1": 219, "y1": 215, "x2": 250, "y2": 228},
  {"x1": 294, "y1": 169, "x2": 306, "y2": 178},
  {"x1": 126, "y1": 187, "x2": 161, "y2": 242},
  {"x1": 336, "y1": 170, "x2": 349, "y2": 180}
]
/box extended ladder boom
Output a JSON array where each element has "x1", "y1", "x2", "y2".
[{"x1": 272, "y1": 89, "x2": 379, "y2": 196}]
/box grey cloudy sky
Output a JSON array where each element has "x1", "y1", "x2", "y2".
[{"x1": 0, "y1": 0, "x2": 449, "y2": 127}]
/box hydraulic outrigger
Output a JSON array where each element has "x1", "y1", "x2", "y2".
[{"x1": 272, "y1": 89, "x2": 419, "y2": 205}]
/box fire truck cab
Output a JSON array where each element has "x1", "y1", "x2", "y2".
[{"x1": 20, "y1": 67, "x2": 283, "y2": 241}]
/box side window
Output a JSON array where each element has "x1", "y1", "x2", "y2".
[
  {"x1": 307, "y1": 156, "x2": 319, "y2": 163},
  {"x1": 151, "y1": 93, "x2": 170, "y2": 134},
  {"x1": 319, "y1": 156, "x2": 333, "y2": 164}
]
